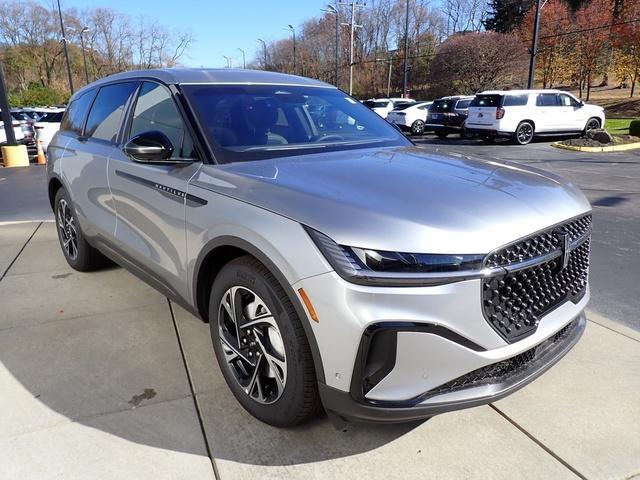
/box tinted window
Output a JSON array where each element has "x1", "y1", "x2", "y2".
[
  {"x1": 536, "y1": 94, "x2": 559, "y2": 107},
  {"x1": 364, "y1": 100, "x2": 390, "y2": 109},
  {"x1": 430, "y1": 99, "x2": 454, "y2": 112},
  {"x1": 85, "y1": 82, "x2": 137, "y2": 142},
  {"x1": 183, "y1": 84, "x2": 408, "y2": 163},
  {"x1": 470, "y1": 95, "x2": 502, "y2": 107},
  {"x1": 503, "y1": 94, "x2": 529, "y2": 106},
  {"x1": 40, "y1": 112, "x2": 64, "y2": 123},
  {"x1": 130, "y1": 82, "x2": 196, "y2": 159},
  {"x1": 60, "y1": 89, "x2": 96, "y2": 134},
  {"x1": 455, "y1": 100, "x2": 471, "y2": 109}
]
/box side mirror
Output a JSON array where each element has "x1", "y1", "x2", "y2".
[
  {"x1": 124, "y1": 131, "x2": 185, "y2": 164},
  {"x1": 578, "y1": 101, "x2": 584, "y2": 108}
]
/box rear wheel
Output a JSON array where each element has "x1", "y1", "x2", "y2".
[
  {"x1": 513, "y1": 121, "x2": 534, "y2": 145},
  {"x1": 209, "y1": 256, "x2": 321, "y2": 427},
  {"x1": 411, "y1": 119, "x2": 425, "y2": 135},
  {"x1": 54, "y1": 188, "x2": 110, "y2": 271}
]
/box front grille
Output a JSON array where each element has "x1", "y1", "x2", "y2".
[
  {"x1": 482, "y1": 215, "x2": 591, "y2": 343},
  {"x1": 426, "y1": 320, "x2": 577, "y2": 398},
  {"x1": 485, "y1": 214, "x2": 591, "y2": 269}
]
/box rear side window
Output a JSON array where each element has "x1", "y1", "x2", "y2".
[
  {"x1": 470, "y1": 95, "x2": 502, "y2": 107},
  {"x1": 536, "y1": 94, "x2": 559, "y2": 107},
  {"x1": 60, "y1": 90, "x2": 95, "y2": 135},
  {"x1": 129, "y1": 82, "x2": 196, "y2": 159},
  {"x1": 85, "y1": 82, "x2": 137, "y2": 143},
  {"x1": 430, "y1": 99, "x2": 453, "y2": 112},
  {"x1": 455, "y1": 100, "x2": 471, "y2": 109},
  {"x1": 503, "y1": 95, "x2": 529, "y2": 107}
]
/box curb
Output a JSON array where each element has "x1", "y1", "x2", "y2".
[{"x1": 552, "y1": 141, "x2": 640, "y2": 152}]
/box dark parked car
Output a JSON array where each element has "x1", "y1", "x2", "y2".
[{"x1": 426, "y1": 96, "x2": 474, "y2": 138}]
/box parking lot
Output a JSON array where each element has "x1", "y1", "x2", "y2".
[{"x1": 1, "y1": 139, "x2": 639, "y2": 479}]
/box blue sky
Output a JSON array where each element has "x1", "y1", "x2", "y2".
[{"x1": 61, "y1": 0, "x2": 329, "y2": 68}]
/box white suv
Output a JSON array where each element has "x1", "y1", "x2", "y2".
[
  {"x1": 363, "y1": 98, "x2": 415, "y2": 118},
  {"x1": 465, "y1": 90, "x2": 605, "y2": 145}
]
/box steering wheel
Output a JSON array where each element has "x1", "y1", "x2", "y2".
[{"x1": 314, "y1": 134, "x2": 345, "y2": 143}]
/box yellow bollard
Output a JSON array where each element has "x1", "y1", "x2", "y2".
[{"x1": 1, "y1": 144, "x2": 30, "y2": 167}]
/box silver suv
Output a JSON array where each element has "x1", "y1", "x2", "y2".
[{"x1": 47, "y1": 69, "x2": 591, "y2": 427}]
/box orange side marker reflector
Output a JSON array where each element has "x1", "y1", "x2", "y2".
[{"x1": 298, "y1": 288, "x2": 319, "y2": 322}]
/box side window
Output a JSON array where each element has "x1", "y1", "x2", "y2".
[
  {"x1": 130, "y1": 82, "x2": 196, "y2": 159},
  {"x1": 503, "y1": 95, "x2": 529, "y2": 107},
  {"x1": 60, "y1": 89, "x2": 95, "y2": 135},
  {"x1": 536, "y1": 94, "x2": 559, "y2": 107},
  {"x1": 85, "y1": 82, "x2": 137, "y2": 143},
  {"x1": 455, "y1": 100, "x2": 471, "y2": 110},
  {"x1": 559, "y1": 94, "x2": 578, "y2": 107}
]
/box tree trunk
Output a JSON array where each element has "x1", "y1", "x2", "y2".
[{"x1": 586, "y1": 73, "x2": 591, "y2": 101}]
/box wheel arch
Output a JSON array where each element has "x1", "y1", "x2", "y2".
[
  {"x1": 519, "y1": 119, "x2": 536, "y2": 131},
  {"x1": 48, "y1": 175, "x2": 64, "y2": 211},
  {"x1": 192, "y1": 235, "x2": 326, "y2": 384}
]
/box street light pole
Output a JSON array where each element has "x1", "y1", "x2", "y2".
[
  {"x1": 402, "y1": 0, "x2": 409, "y2": 98},
  {"x1": 237, "y1": 48, "x2": 246, "y2": 69},
  {"x1": 338, "y1": 1, "x2": 363, "y2": 96},
  {"x1": 287, "y1": 25, "x2": 296, "y2": 74},
  {"x1": 80, "y1": 26, "x2": 90, "y2": 84},
  {"x1": 376, "y1": 57, "x2": 393, "y2": 97},
  {"x1": 222, "y1": 55, "x2": 232, "y2": 68},
  {"x1": 257, "y1": 38, "x2": 268, "y2": 70},
  {"x1": 56, "y1": 0, "x2": 74, "y2": 95},
  {"x1": 322, "y1": 5, "x2": 340, "y2": 88},
  {"x1": 527, "y1": 0, "x2": 542, "y2": 89}
]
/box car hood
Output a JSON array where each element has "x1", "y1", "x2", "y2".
[{"x1": 193, "y1": 146, "x2": 591, "y2": 254}]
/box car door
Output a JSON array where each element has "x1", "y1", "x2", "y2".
[
  {"x1": 558, "y1": 93, "x2": 584, "y2": 131},
  {"x1": 59, "y1": 84, "x2": 137, "y2": 242},
  {"x1": 534, "y1": 93, "x2": 560, "y2": 132},
  {"x1": 107, "y1": 81, "x2": 202, "y2": 300}
]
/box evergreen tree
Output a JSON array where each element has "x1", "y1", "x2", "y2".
[{"x1": 484, "y1": 0, "x2": 532, "y2": 33}]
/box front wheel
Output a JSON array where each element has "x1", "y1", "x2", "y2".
[
  {"x1": 54, "y1": 188, "x2": 110, "y2": 271},
  {"x1": 513, "y1": 121, "x2": 534, "y2": 145},
  {"x1": 411, "y1": 119, "x2": 425, "y2": 135},
  {"x1": 209, "y1": 256, "x2": 321, "y2": 427},
  {"x1": 584, "y1": 117, "x2": 601, "y2": 134}
]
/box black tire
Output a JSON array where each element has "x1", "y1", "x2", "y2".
[
  {"x1": 584, "y1": 117, "x2": 601, "y2": 134},
  {"x1": 54, "y1": 188, "x2": 110, "y2": 271},
  {"x1": 410, "y1": 119, "x2": 425, "y2": 135},
  {"x1": 513, "y1": 121, "x2": 534, "y2": 145},
  {"x1": 435, "y1": 130, "x2": 448, "y2": 139},
  {"x1": 209, "y1": 255, "x2": 321, "y2": 427}
]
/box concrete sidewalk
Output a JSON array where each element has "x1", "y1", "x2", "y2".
[{"x1": 1, "y1": 222, "x2": 639, "y2": 480}]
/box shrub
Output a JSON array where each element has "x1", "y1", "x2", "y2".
[{"x1": 630, "y1": 119, "x2": 640, "y2": 137}]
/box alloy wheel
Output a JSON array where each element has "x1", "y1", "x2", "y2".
[
  {"x1": 57, "y1": 198, "x2": 78, "y2": 260},
  {"x1": 412, "y1": 120, "x2": 425, "y2": 135},
  {"x1": 586, "y1": 119, "x2": 600, "y2": 132},
  {"x1": 218, "y1": 286, "x2": 287, "y2": 404},
  {"x1": 517, "y1": 123, "x2": 534, "y2": 144}
]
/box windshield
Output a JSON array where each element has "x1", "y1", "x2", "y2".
[
  {"x1": 39, "y1": 112, "x2": 64, "y2": 122},
  {"x1": 470, "y1": 95, "x2": 502, "y2": 107},
  {"x1": 430, "y1": 100, "x2": 454, "y2": 112},
  {"x1": 183, "y1": 85, "x2": 409, "y2": 163}
]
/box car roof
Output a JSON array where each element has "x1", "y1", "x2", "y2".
[
  {"x1": 478, "y1": 89, "x2": 571, "y2": 95},
  {"x1": 434, "y1": 95, "x2": 474, "y2": 100},
  {"x1": 72, "y1": 68, "x2": 335, "y2": 98}
]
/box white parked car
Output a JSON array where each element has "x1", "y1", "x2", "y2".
[
  {"x1": 387, "y1": 101, "x2": 432, "y2": 135},
  {"x1": 465, "y1": 90, "x2": 605, "y2": 145},
  {"x1": 0, "y1": 121, "x2": 25, "y2": 144},
  {"x1": 363, "y1": 98, "x2": 415, "y2": 119},
  {"x1": 35, "y1": 109, "x2": 65, "y2": 152}
]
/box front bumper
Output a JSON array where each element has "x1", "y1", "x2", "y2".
[{"x1": 319, "y1": 312, "x2": 586, "y2": 423}]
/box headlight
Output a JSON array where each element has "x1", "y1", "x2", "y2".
[{"x1": 304, "y1": 227, "x2": 486, "y2": 286}]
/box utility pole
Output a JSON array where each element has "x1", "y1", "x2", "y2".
[
  {"x1": 321, "y1": 4, "x2": 340, "y2": 88},
  {"x1": 237, "y1": 48, "x2": 246, "y2": 69},
  {"x1": 0, "y1": 64, "x2": 17, "y2": 146},
  {"x1": 257, "y1": 38, "x2": 268, "y2": 70},
  {"x1": 402, "y1": 0, "x2": 409, "y2": 98},
  {"x1": 56, "y1": 0, "x2": 74, "y2": 95},
  {"x1": 338, "y1": 1, "x2": 364, "y2": 96},
  {"x1": 375, "y1": 57, "x2": 393, "y2": 97},
  {"x1": 286, "y1": 25, "x2": 297, "y2": 74},
  {"x1": 527, "y1": 0, "x2": 542, "y2": 89},
  {"x1": 80, "y1": 27, "x2": 90, "y2": 84}
]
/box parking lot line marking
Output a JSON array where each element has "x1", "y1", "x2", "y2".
[
  {"x1": 0, "y1": 221, "x2": 41, "y2": 283},
  {"x1": 167, "y1": 299, "x2": 220, "y2": 480},
  {"x1": 489, "y1": 404, "x2": 587, "y2": 480}
]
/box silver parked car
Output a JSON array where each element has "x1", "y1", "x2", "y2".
[{"x1": 47, "y1": 69, "x2": 591, "y2": 427}]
